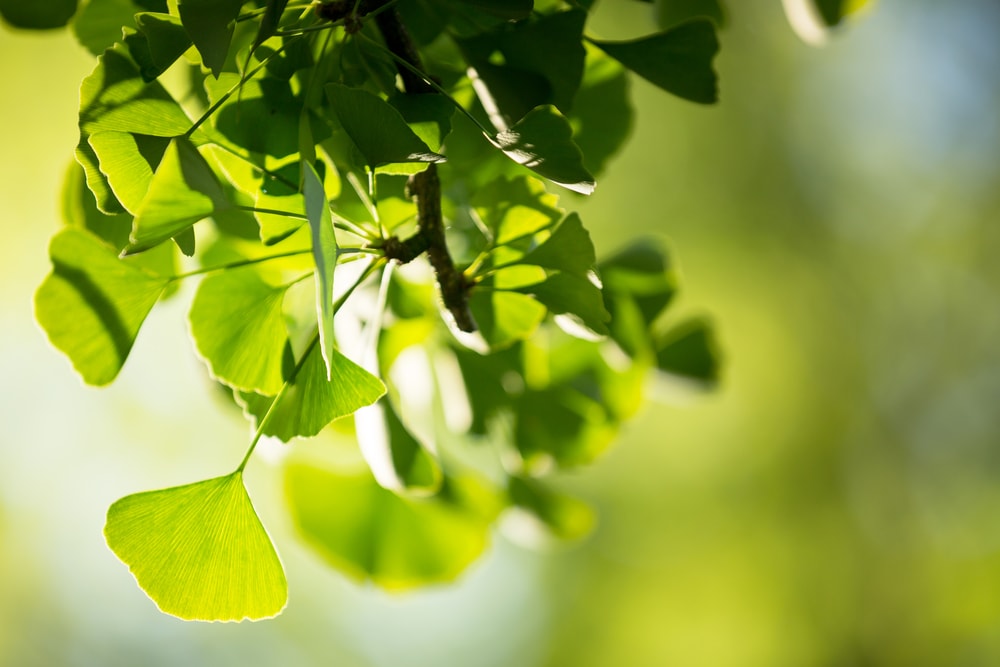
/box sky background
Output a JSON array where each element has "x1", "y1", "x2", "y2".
[{"x1": 2, "y1": 0, "x2": 1000, "y2": 665}]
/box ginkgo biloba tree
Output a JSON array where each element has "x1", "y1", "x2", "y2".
[{"x1": 3, "y1": 0, "x2": 868, "y2": 621}]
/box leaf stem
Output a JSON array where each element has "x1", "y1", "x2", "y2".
[{"x1": 169, "y1": 249, "x2": 312, "y2": 281}]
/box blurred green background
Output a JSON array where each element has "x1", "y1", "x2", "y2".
[{"x1": 3, "y1": 0, "x2": 1000, "y2": 664}]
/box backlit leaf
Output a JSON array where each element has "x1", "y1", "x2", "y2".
[
  {"x1": 355, "y1": 398, "x2": 443, "y2": 494},
  {"x1": 189, "y1": 269, "x2": 293, "y2": 394},
  {"x1": 507, "y1": 476, "x2": 595, "y2": 541},
  {"x1": 127, "y1": 136, "x2": 230, "y2": 254},
  {"x1": 592, "y1": 21, "x2": 719, "y2": 104},
  {"x1": 35, "y1": 229, "x2": 169, "y2": 385},
  {"x1": 239, "y1": 340, "x2": 385, "y2": 441},
  {"x1": 518, "y1": 213, "x2": 596, "y2": 278},
  {"x1": 654, "y1": 317, "x2": 720, "y2": 384},
  {"x1": 516, "y1": 272, "x2": 610, "y2": 337},
  {"x1": 303, "y1": 161, "x2": 338, "y2": 380},
  {"x1": 286, "y1": 463, "x2": 497, "y2": 589},
  {"x1": 656, "y1": 0, "x2": 726, "y2": 29},
  {"x1": 105, "y1": 472, "x2": 287, "y2": 621}
]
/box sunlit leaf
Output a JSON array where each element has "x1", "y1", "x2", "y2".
[
  {"x1": 127, "y1": 136, "x2": 230, "y2": 254},
  {"x1": 592, "y1": 21, "x2": 719, "y2": 104},
  {"x1": 491, "y1": 106, "x2": 595, "y2": 195},
  {"x1": 77, "y1": 44, "x2": 195, "y2": 213},
  {"x1": 302, "y1": 160, "x2": 338, "y2": 380},
  {"x1": 239, "y1": 341, "x2": 385, "y2": 441},
  {"x1": 286, "y1": 463, "x2": 497, "y2": 589},
  {"x1": 73, "y1": 0, "x2": 143, "y2": 55},
  {"x1": 177, "y1": 0, "x2": 244, "y2": 77},
  {"x1": 468, "y1": 287, "x2": 547, "y2": 350},
  {"x1": 515, "y1": 386, "x2": 617, "y2": 469},
  {"x1": 132, "y1": 12, "x2": 192, "y2": 80},
  {"x1": 518, "y1": 213, "x2": 597, "y2": 278},
  {"x1": 250, "y1": 0, "x2": 290, "y2": 56},
  {"x1": 206, "y1": 73, "x2": 305, "y2": 159},
  {"x1": 90, "y1": 131, "x2": 170, "y2": 213},
  {"x1": 326, "y1": 84, "x2": 445, "y2": 169},
  {"x1": 471, "y1": 175, "x2": 563, "y2": 245},
  {"x1": 35, "y1": 229, "x2": 169, "y2": 385},
  {"x1": 105, "y1": 472, "x2": 287, "y2": 621},
  {"x1": 0, "y1": 0, "x2": 77, "y2": 30},
  {"x1": 516, "y1": 273, "x2": 610, "y2": 337},
  {"x1": 189, "y1": 269, "x2": 293, "y2": 394},
  {"x1": 388, "y1": 93, "x2": 455, "y2": 151}
]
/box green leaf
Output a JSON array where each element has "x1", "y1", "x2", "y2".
[
  {"x1": 569, "y1": 48, "x2": 634, "y2": 177},
  {"x1": 325, "y1": 84, "x2": 445, "y2": 169},
  {"x1": 35, "y1": 229, "x2": 169, "y2": 385},
  {"x1": 207, "y1": 73, "x2": 305, "y2": 158},
  {"x1": 516, "y1": 272, "x2": 610, "y2": 337},
  {"x1": 654, "y1": 317, "x2": 720, "y2": 384},
  {"x1": 388, "y1": 93, "x2": 455, "y2": 152},
  {"x1": 592, "y1": 21, "x2": 720, "y2": 104},
  {"x1": 508, "y1": 476, "x2": 595, "y2": 541},
  {"x1": 518, "y1": 213, "x2": 597, "y2": 278},
  {"x1": 133, "y1": 12, "x2": 193, "y2": 79},
  {"x1": 239, "y1": 341, "x2": 386, "y2": 441},
  {"x1": 78, "y1": 44, "x2": 195, "y2": 213},
  {"x1": 303, "y1": 160, "x2": 338, "y2": 380},
  {"x1": 177, "y1": 0, "x2": 244, "y2": 77},
  {"x1": 73, "y1": 0, "x2": 143, "y2": 55},
  {"x1": 471, "y1": 175, "x2": 563, "y2": 245},
  {"x1": 105, "y1": 472, "x2": 287, "y2": 621},
  {"x1": 599, "y1": 238, "x2": 678, "y2": 357},
  {"x1": 812, "y1": 0, "x2": 871, "y2": 26},
  {"x1": 469, "y1": 287, "x2": 547, "y2": 350},
  {"x1": 285, "y1": 464, "x2": 496, "y2": 590},
  {"x1": 0, "y1": 0, "x2": 77, "y2": 30},
  {"x1": 89, "y1": 131, "x2": 171, "y2": 213},
  {"x1": 127, "y1": 136, "x2": 230, "y2": 254},
  {"x1": 355, "y1": 398, "x2": 443, "y2": 495},
  {"x1": 491, "y1": 106, "x2": 595, "y2": 195},
  {"x1": 255, "y1": 191, "x2": 305, "y2": 245},
  {"x1": 656, "y1": 0, "x2": 726, "y2": 29},
  {"x1": 189, "y1": 270, "x2": 293, "y2": 394},
  {"x1": 515, "y1": 386, "x2": 617, "y2": 469}
]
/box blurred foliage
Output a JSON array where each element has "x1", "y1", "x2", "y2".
[{"x1": 3, "y1": 0, "x2": 1000, "y2": 664}]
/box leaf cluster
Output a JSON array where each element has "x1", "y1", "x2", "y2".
[{"x1": 11, "y1": 0, "x2": 878, "y2": 621}]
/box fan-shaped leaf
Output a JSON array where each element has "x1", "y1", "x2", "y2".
[
  {"x1": 189, "y1": 270, "x2": 292, "y2": 394},
  {"x1": 326, "y1": 84, "x2": 445, "y2": 169},
  {"x1": 239, "y1": 341, "x2": 385, "y2": 441},
  {"x1": 127, "y1": 136, "x2": 230, "y2": 254},
  {"x1": 591, "y1": 20, "x2": 719, "y2": 104},
  {"x1": 286, "y1": 464, "x2": 498, "y2": 590},
  {"x1": 35, "y1": 229, "x2": 169, "y2": 385},
  {"x1": 654, "y1": 317, "x2": 720, "y2": 384},
  {"x1": 105, "y1": 472, "x2": 287, "y2": 621},
  {"x1": 491, "y1": 106, "x2": 595, "y2": 195},
  {"x1": 518, "y1": 213, "x2": 596, "y2": 278},
  {"x1": 177, "y1": 0, "x2": 244, "y2": 77}
]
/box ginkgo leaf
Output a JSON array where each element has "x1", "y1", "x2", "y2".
[
  {"x1": 591, "y1": 21, "x2": 720, "y2": 104},
  {"x1": 0, "y1": 0, "x2": 76, "y2": 30},
  {"x1": 250, "y1": 0, "x2": 290, "y2": 56},
  {"x1": 507, "y1": 476, "x2": 595, "y2": 541},
  {"x1": 132, "y1": 12, "x2": 193, "y2": 80},
  {"x1": 355, "y1": 397, "x2": 443, "y2": 495},
  {"x1": 654, "y1": 317, "x2": 720, "y2": 384},
  {"x1": 238, "y1": 340, "x2": 386, "y2": 441},
  {"x1": 468, "y1": 287, "x2": 547, "y2": 350},
  {"x1": 517, "y1": 213, "x2": 596, "y2": 278},
  {"x1": 285, "y1": 463, "x2": 498, "y2": 590},
  {"x1": 303, "y1": 161, "x2": 337, "y2": 380},
  {"x1": 90, "y1": 131, "x2": 171, "y2": 214},
  {"x1": 35, "y1": 228, "x2": 170, "y2": 386},
  {"x1": 490, "y1": 106, "x2": 595, "y2": 195},
  {"x1": 105, "y1": 472, "x2": 287, "y2": 621},
  {"x1": 470, "y1": 175, "x2": 563, "y2": 245},
  {"x1": 326, "y1": 84, "x2": 445, "y2": 169},
  {"x1": 177, "y1": 0, "x2": 244, "y2": 77},
  {"x1": 127, "y1": 136, "x2": 230, "y2": 254},
  {"x1": 515, "y1": 272, "x2": 610, "y2": 337},
  {"x1": 189, "y1": 269, "x2": 293, "y2": 395}
]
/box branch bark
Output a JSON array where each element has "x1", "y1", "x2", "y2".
[{"x1": 370, "y1": 7, "x2": 477, "y2": 332}]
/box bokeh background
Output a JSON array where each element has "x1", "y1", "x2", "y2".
[{"x1": 3, "y1": 0, "x2": 1000, "y2": 664}]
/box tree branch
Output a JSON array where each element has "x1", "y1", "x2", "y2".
[{"x1": 370, "y1": 7, "x2": 477, "y2": 332}]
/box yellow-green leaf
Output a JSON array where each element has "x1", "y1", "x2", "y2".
[{"x1": 105, "y1": 472, "x2": 287, "y2": 621}]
